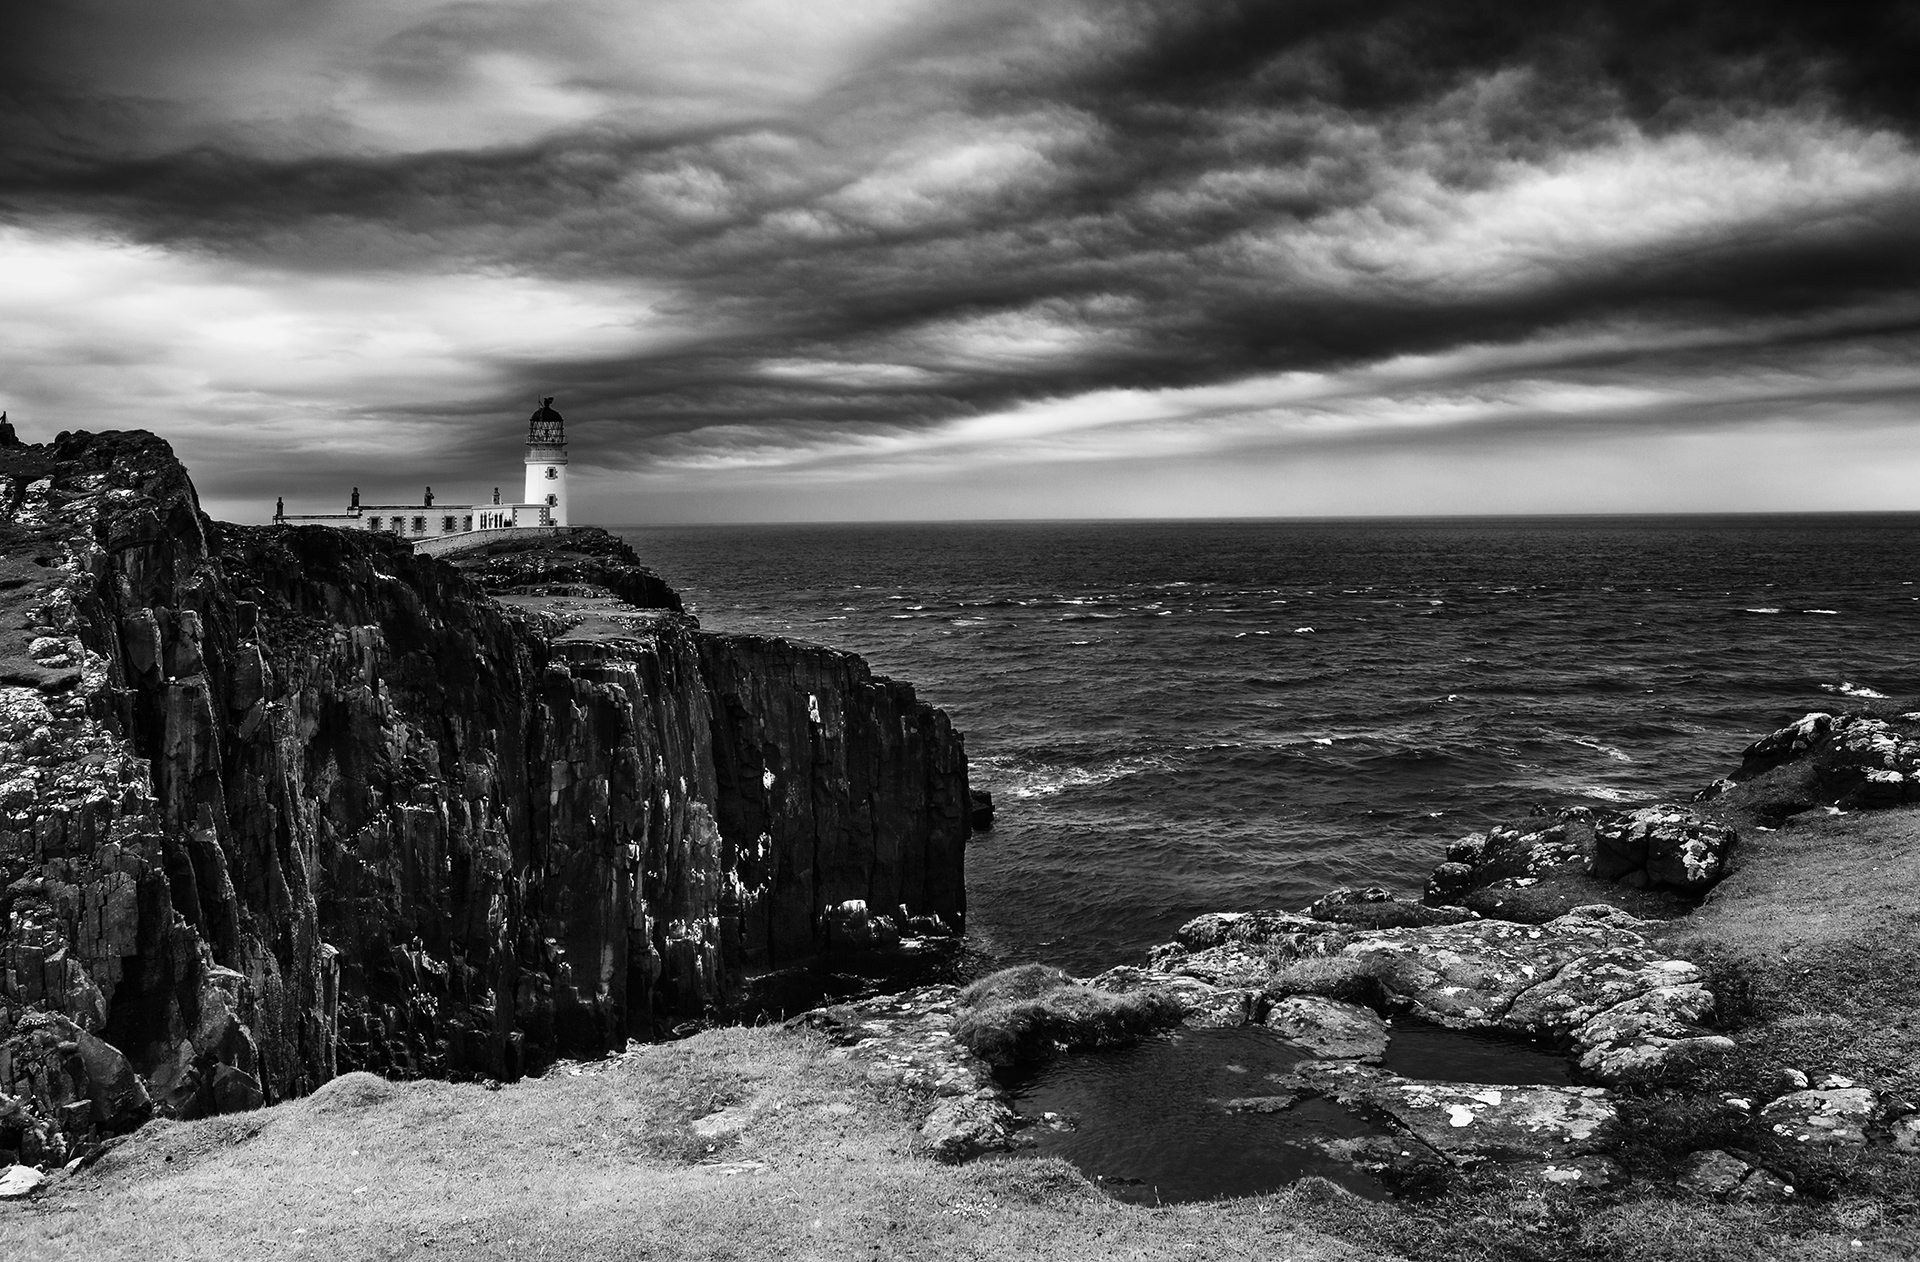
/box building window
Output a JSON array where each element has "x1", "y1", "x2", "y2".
[
  {"x1": 462, "y1": 515, "x2": 473, "y2": 531},
  {"x1": 544, "y1": 466, "x2": 558, "y2": 479},
  {"x1": 441, "y1": 515, "x2": 457, "y2": 532},
  {"x1": 545, "y1": 493, "x2": 558, "y2": 507},
  {"x1": 412, "y1": 516, "x2": 426, "y2": 532},
  {"x1": 368, "y1": 516, "x2": 382, "y2": 531}
]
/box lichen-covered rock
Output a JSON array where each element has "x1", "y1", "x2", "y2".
[
  {"x1": 1679, "y1": 1149, "x2": 1759, "y2": 1198},
  {"x1": 1170, "y1": 910, "x2": 1334, "y2": 953},
  {"x1": 1285, "y1": 1062, "x2": 1618, "y2": 1164},
  {"x1": 920, "y1": 1095, "x2": 1015, "y2": 1162},
  {"x1": 795, "y1": 987, "x2": 996, "y2": 1100},
  {"x1": 1425, "y1": 804, "x2": 1734, "y2": 917},
  {"x1": 1737, "y1": 711, "x2": 1920, "y2": 808},
  {"x1": 1423, "y1": 862, "x2": 1475, "y2": 904},
  {"x1": 1591, "y1": 806, "x2": 1736, "y2": 893},
  {"x1": 1084, "y1": 966, "x2": 1256, "y2": 1028},
  {"x1": 1759, "y1": 1088, "x2": 1876, "y2": 1146},
  {"x1": 1137, "y1": 907, "x2": 1729, "y2": 1086},
  {"x1": 0, "y1": 429, "x2": 970, "y2": 1161},
  {"x1": 1306, "y1": 886, "x2": 1474, "y2": 929},
  {"x1": 1340, "y1": 918, "x2": 1648, "y2": 1028},
  {"x1": 1262, "y1": 996, "x2": 1388, "y2": 1061},
  {"x1": 792, "y1": 986, "x2": 1012, "y2": 1161}
]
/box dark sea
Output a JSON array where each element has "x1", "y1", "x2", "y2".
[{"x1": 615, "y1": 517, "x2": 1920, "y2": 977}]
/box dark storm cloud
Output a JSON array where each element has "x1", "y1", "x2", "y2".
[{"x1": 3, "y1": 0, "x2": 1920, "y2": 516}]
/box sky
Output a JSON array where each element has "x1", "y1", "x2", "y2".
[{"x1": 3, "y1": 1, "x2": 1919, "y2": 523}]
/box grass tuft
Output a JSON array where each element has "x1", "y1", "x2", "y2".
[
  {"x1": 951, "y1": 984, "x2": 1184, "y2": 1067},
  {"x1": 301, "y1": 1071, "x2": 401, "y2": 1115},
  {"x1": 957, "y1": 963, "x2": 1074, "y2": 1010}
]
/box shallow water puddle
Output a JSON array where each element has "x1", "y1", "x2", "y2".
[
  {"x1": 1378, "y1": 1022, "x2": 1572, "y2": 1086},
  {"x1": 1002, "y1": 1027, "x2": 1391, "y2": 1203},
  {"x1": 1004, "y1": 1021, "x2": 1578, "y2": 1203}
]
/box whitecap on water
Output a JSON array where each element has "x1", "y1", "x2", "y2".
[
  {"x1": 984, "y1": 754, "x2": 1180, "y2": 800},
  {"x1": 1743, "y1": 607, "x2": 1783, "y2": 614},
  {"x1": 1820, "y1": 682, "x2": 1889, "y2": 699},
  {"x1": 1804, "y1": 609, "x2": 1841, "y2": 616},
  {"x1": 1568, "y1": 735, "x2": 1634, "y2": 763}
]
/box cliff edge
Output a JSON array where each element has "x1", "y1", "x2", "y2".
[{"x1": 0, "y1": 429, "x2": 969, "y2": 1168}]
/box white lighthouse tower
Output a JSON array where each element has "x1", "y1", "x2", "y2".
[{"x1": 524, "y1": 396, "x2": 569, "y2": 526}]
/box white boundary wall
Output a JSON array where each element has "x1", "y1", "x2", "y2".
[{"x1": 411, "y1": 525, "x2": 568, "y2": 557}]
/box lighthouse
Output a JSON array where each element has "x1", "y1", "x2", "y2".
[
  {"x1": 524, "y1": 396, "x2": 569, "y2": 527},
  {"x1": 276, "y1": 394, "x2": 577, "y2": 547}
]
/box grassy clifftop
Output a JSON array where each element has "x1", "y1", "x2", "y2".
[{"x1": 0, "y1": 1027, "x2": 1381, "y2": 1262}]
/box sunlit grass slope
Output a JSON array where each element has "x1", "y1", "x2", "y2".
[{"x1": 0, "y1": 1026, "x2": 1382, "y2": 1262}]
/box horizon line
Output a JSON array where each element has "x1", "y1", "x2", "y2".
[{"x1": 597, "y1": 508, "x2": 1920, "y2": 530}]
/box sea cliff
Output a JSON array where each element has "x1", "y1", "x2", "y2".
[{"x1": 0, "y1": 427, "x2": 969, "y2": 1166}]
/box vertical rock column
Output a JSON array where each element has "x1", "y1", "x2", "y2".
[{"x1": 696, "y1": 633, "x2": 969, "y2": 977}]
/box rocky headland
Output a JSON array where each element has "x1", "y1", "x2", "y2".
[{"x1": 0, "y1": 426, "x2": 971, "y2": 1172}]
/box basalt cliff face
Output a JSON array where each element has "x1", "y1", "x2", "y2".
[{"x1": 0, "y1": 428, "x2": 968, "y2": 1167}]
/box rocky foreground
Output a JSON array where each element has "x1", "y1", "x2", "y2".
[
  {"x1": 803, "y1": 707, "x2": 1920, "y2": 1215},
  {"x1": 0, "y1": 426, "x2": 973, "y2": 1174}
]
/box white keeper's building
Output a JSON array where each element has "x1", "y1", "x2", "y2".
[{"x1": 276, "y1": 398, "x2": 572, "y2": 546}]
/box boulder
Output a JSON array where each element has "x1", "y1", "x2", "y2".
[
  {"x1": 823, "y1": 900, "x2": 901, "y2": 951},
  {"x1": 1680, "y1": 1148, "x2": 1756, "y2": 1198},
  {"x1": 75, "y1": 1030, "x2": 152, "y2": 1130},
  {"x1": 1739, "y1": 712, "x2": 1835, "y2": 776},
  {"x1": 1306, "y1": 887, "x2": 1474, "y2": 929},
  {"x1": 1423, "y1": 862, "x2": 1475, "y2": 904},
  {"x1": 1758, "y1": 1088, "x2": 1876, "y2": 1147},
  {"x1": 1890, "y1": 1113, "x2": 1920, "y2": 1154},
  {"x1": 1262, "y1": 996, "x2": 1388, "y2": 1062},
  {"x1": 1163, "y1": 942, "x2": 1301, "y2": 989},
  {"x1": 211, "y1": 1064, "x2": 266, "y2": 1114},
  {"x1": 1591, "y1": 806, "x2": 1736, "y2": 893},
  {"x1": 1737, "y1": 712, "x2": 1920, "y2": 809},
  {"x1": 1086, "y1": 967, "x2": 1255, "y2": 1028},
  {"x1": 920, "y1": 1095, "x2": 1014, "y2": 1162},
  {"x1": 1170, "y1": 910, "x2": 1334, "y2": 953},
  {"x1": 0, "y1": 1164, "x2": 45, "y2": 1200}
]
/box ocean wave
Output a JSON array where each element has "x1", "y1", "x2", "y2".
[
  {"x1": 1820, "y1": 681, "x2": 1889, "y2": 699},
  {"x1": 1743, "y1": 607, "x2": 1783, "y2": 614},
  {"x1": 976, "y1": 753, "x2": 1179, "y2": 800},
  {"x1": 1568, "y1": 735, "x2": 1635, "y2": 763},
  {"x1": 1571, "y1": 786, "x2": 1642, "y2": 803},
  {"x1": 1293, "y1": 626, "x2": 1315, "y2": 634},
  {"x1": 1804, "y1": 609, "x2": 1840, "y2": 616}
]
